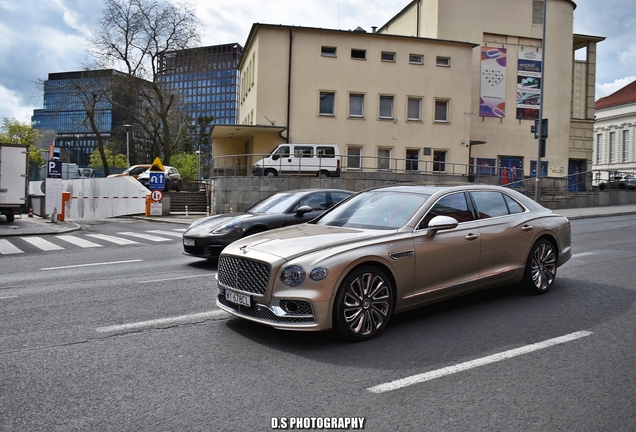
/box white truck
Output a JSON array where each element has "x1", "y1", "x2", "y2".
[{"x1": 0, "y1": 143, "x2": 29, "y2": 222}]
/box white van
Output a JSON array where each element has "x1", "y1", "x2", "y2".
[{"x1": 252, "y1": 144, "x2": 341, "y2": 177}]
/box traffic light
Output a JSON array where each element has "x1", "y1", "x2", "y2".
[{"x1": 533, "y1": 118, "x2": 548, "y2": 139}]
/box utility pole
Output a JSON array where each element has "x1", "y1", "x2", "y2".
[{"x1": 535, "y1": 0, "x2": 548, "y2": 202}]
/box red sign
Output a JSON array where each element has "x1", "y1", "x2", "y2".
[{"x1": 150, "y1": 190, "x2": 163, "y2": 202}]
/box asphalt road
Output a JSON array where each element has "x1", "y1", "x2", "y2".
[{"x1": 1, "y1": 217, "x2": 635, "y2": 431}]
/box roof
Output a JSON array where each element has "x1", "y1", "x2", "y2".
[{"x1": 596, "y1": 79, "x2": 636, "y2": 110}]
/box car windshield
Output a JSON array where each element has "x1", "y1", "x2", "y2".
[
  {"x1": 316, "y1": 191, "x2": 430, "y2": 230},
  {"x1": 246, "y1": 193, "x2": 303, "y2": 214}
]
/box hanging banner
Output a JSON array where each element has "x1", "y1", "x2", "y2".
[
  {"x1": 479, "y1": 47, "x2": 507, "y2": 117},
  {"x1": 516, "y1": 51, "x2": 542, "y2": 120}
]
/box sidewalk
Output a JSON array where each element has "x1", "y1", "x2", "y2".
[{"x1": 2, "y1": 205, "x2": 636, "y2": 237}]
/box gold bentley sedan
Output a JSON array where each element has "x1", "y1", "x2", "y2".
[{"x1": 216, "y1": 184, "x2": 572, "y2": 341}]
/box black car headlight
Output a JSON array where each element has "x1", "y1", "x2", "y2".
[
  {"x1": 280, "y1": 265, "x2": 306, "y2": 287},
  {"x1": 211, "y1": 220, "x2": 242, "y2": 235}
]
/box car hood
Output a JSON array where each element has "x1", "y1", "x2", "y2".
[
  {"x1": 184, "y1": 212, "x2": 268, "y2": 235},
  {"x1": 223, "y1": 223, "x2": 393, "y2": 260}
]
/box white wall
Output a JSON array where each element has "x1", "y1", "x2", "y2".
[{"x1": 62, "y1": 177, "x2": 149, "y2": 219}]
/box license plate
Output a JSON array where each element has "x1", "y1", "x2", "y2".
[
  {"x1": 183, "y1": 238, "x2": 195, "y2": 246},
  {"x1": 225, "y1": 289, "x2": 251, "y2": 307}
]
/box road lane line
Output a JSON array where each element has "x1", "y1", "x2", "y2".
[
  {"x1": 96, "y1": 310, "x2": 229, "y2": 333},
  {"x1": 146, "y1": 230, "x2": 184, "y2": 238},
  {"x1": 56, "y1": 235, "x2": 102, "y2": 248},
  {"x1": 118, "y1": 232, "x2": 171, "y2": 242},
  {"x1": 0, "y1": 296, "x2": 18, "y2": 300},
  {"x1": 138, "y1": 274, "x2": 211, "y2": 284},
  {"x1": 0, "y1": 239, "x2": 23, "y2": 254},
  {"x1": 86, "y1": 234, "x2": 139, "y2": 245},
  {"x1": 367, "y1": 330, "x2": 593, "y2": 394},
  {"x1": 20, "y1": 236, "x2": 64, "y2": 251},
  {"x1": 41, "y1": 259, "x2": 143, "y2": 270}
]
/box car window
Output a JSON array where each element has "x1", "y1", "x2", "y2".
[
  {"x1": 471, "y1": 191, "x2": 509, "y2": 218},
  {"x1": 503, "y1": 194, "x2": 525, "y2": 214},
  {"x1": 247, "y1": 193, "x2": 305, "y2": 214},
  {"x1": 331, "y1": 192, "x2": 351, "y2": 207},
  {"x1": 294, "y1": 146, "x2": 314, "y2": 158},
  {"x1": 294, "y1": 192, "x2": 329, "y2": 211},
  {"x1": 419, "y1": 192, "x2": 473, "y2": 229},
  {"x1": 274, "y1": 146, "x2": 290, "y2": 157},
  {"x1": 317, "y1": 191, "x2": 429, "y2": 230}
]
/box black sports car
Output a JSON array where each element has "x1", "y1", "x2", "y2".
[{"x1": 182, "y1": 189, "x2": 353, "y2": 259}]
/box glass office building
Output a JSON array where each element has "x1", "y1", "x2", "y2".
[
  {"x1": 31, "y1": 70, "x2": 130, "y2": 167},
  {"x1": 159, "y1": 43, "x2": 243, "y2": 131}
]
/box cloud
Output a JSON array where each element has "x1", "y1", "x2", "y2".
[{"x1": 597, "y1": 76, "x2": 636, "y2": 99}]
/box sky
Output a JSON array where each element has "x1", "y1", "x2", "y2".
[{"x1": 0, "y1": 0, "x2": 634, "y2": 125}]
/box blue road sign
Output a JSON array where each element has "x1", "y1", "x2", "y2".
[{"x1": 149, "y1": 172, "x2": 165, "y2": 190}]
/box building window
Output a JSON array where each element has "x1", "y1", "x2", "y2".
[
  {"x1": 434, "y1": 99, "x2": 449, "y2": 122},
  {"x1": 409, "y1": 54, "x2": 423, "y2": 64},
  {"x1": 349, "y1": 93, "x2": 364, "y2": 118},
  {"x1": 532, "y1": 1, "x2": 545, "y2": 25},
  {"x1": 378, "y1": 148, "x2": 392, "y2": 170},
  {"x1": 351, "y1": 49, "x2": 366, "y2": 60},
  {"x1": 622, "y1": 130, "x2": 630, "y2": 162},
  {"x1": 407, "y1": 97, "x2": 422, "y2": 121},
  {"x1": 379, "y1": 95, "x2": 394, "y2": 119},
  {"x1": 433, "y1": 150, "x2": 447, "y2": 172},
  {"x1": 321, "y1": 46, "x2": 337, "y2": 57},
  {"x1": 609, "y1": 131, "x2": 617, "y2": 163},
  {"x1": 347, "y1": 146, "x2": 363, "y2": 170},
  {"x1": 406, "y1": 149, "x2": 419, "y2": 171},
  {"x1": 436, "y1": 56, "x2": 451, "y2": 67},
  {"x1": 596, "y1": 133, "x2": 602, "y2": 164},
  {"x1": 319, "y1": 91, "x2": 335, "y2": 116},
  {"x1": 381, "y1": 52, "x2": 396, "y2": 62}
]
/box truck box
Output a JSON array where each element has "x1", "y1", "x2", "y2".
[{"x1": 0, "y1": 143, "x2": 29, "y2": 222}]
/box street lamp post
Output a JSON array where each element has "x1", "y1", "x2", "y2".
[{"x1": 123, "y1": 124, "x2": 131, "y2": 168}]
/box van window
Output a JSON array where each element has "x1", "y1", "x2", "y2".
[
  {"x1": 317, "y1": 146, "x2": 336, "y2": 158},
  {"x1": 294, "y1": 146, "x2": 314, "y2": 158},
  {"x1": 274, "y1": 146, "x2": 290, "y2": 157}
]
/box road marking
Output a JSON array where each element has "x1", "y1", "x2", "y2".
[
  {"x1": 41, "y1": 259, "x2": 143, "y2": 270},
  {"x1": 96, "y1": 310, "x2": 229, "y2": 333},
  {"x1": 173, "y1": 228, "x2": 187, "y2": 232},
  {"x1": 146, "y1": 230, "x2": 184, "y2": 238},
  {"x1": 0, "y1": 295, "x2": 18, "y2": 300},
  {"x1": 573, "y1": 251, "x2": 596, "y2": 258},
  {"x1": 86, "y1": 233, "x2": 139, "y2": 245},
  {"x1": 56, "y1": 235, "x2": 102, "y2": 248},
  {"x1": 0, "y1": 239, "x2": 24, "y2": 254},
  {"x1": 118, "y1": 232, "x2": 171, "y2": 242},
  {"x1": 20, "y1": 236, "x2": 64, "y2": 251},
  {"x1": 138, "y1": 274, "x2": 211, "y2": 284},
  {"x1": 367, "y1": 330, "x2": 593, "y2": 394}
]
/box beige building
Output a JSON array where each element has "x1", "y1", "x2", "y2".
[{"x1": 212, "y1": 0, "x2": 603, "y2": 183}]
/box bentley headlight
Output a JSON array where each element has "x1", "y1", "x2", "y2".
[
  {"x1": 280, "y1": 265, "x2": 306, "y2": 287},
  {"x1": 211, "y1": 220, "x2": 242, "y2": 235},
  {"x1": 309, "y1": 267, "x2": 329, "y2": 281}
]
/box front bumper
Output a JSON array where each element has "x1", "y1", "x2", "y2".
[{"x1": 216, "y1": 288, "x2": 329, "y2": 331}]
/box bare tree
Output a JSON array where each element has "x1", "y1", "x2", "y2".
[{"x1": 91, "y1": 0, "x2": 201, "y2": 164}]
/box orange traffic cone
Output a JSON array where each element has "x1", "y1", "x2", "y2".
[{"x1": 28, "y1": 207, "x2": 33, "y2": 217}]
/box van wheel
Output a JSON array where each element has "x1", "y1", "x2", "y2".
[
  {"x1": 317, "y1": 170, "x2": 330, "y2": 178},
  {"x1": 5, "y1": 212, "x2": 15, "y2": 223},
  {"x1": 265, "y1": 169, "x2": 277, "y2": 177}
]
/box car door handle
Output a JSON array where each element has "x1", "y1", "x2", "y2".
[
  {"x1": 465, "y1": 233, "x2": 479, "y2": 241},
  {"x1": 521, "y1": 225, "x2": 534, "y2": 231}
]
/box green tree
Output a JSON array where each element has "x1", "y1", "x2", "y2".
[
  {"x1": 88, "y1": 147, "x2": 127, "y2": 169},
  {"x1": 170, "y1": 152, "x2": 197, "y2": 182},
  {"x1": 0, "y1": 117, "x2": 45, "y2": 175}
]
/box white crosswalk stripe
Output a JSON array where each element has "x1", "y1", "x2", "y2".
[
  {"x1": 21, "y1": 236, "x2": 65, "y2": 251},
  {"x1": 118, "y1": 232, "x2": 171, "y2": 242},
  {"x1": 0, "y1": 239, "x2": 24, "y2": 254},
  {"x1": 86, "y1": 234, "x2": 140, "y2": 245},
  {"x1": 55, "y1": 235, "x2": 102, "y2": 248},
  {"x1": 146, "y1": 230, "x2": 184, "y2": 238}
]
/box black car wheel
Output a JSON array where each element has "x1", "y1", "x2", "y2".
[
  {"x1": 334, "y1": 266, "x2": 394, "y2": 341},
  {"x1": 523, "y1": 239, "x2": 557, "y2": 294}
]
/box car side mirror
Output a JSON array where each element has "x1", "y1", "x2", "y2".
[
  {"x1": 427, "y1": 215, "x2": 459, "y2": 238},
  {"x1": 296, "y1": 205, "x2": 313, "y2": 216}
]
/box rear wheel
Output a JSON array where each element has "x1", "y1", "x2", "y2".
[
  {"x1": 334, "y1": 266, "x2": 394, "y2": 341},
  {"x1": 316, "y1": 170, "x2": 330, "y2": 178},
  {"x1": 4, "y1": 212, "x2": 15, "y2": 222},
  {"x1": 523, "y1": 239, "x2": 557, "y2": 294},
  {"x1": 264, "y1": 169, "x2": 277, "y2": 178}
]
